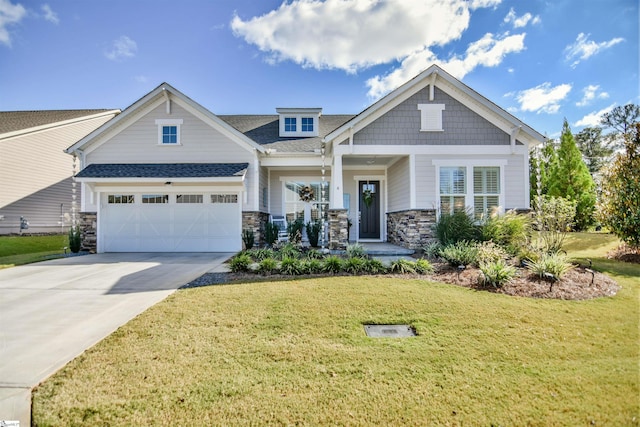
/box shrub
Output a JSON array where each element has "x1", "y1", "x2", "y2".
[
  {"x1": 533, "y1": 195, "x2": 576, "y2": 253},
  {"x1": 68, "y1": 225, "x2": 82, "y2": 253},
  {"x1": 414, "y1": 258, "x2": 434, "y2": 274},
  {"x1": 389, "y1": 258, "x2": 417, "y2": 274},
  {"x1": 229, "y1": 253, "x2": 252, "y2": 273},
  {"x1": 301, "y1": 259, "x2": 323, "y2": 274},
  {"x1": 241, "y1": 229, "x2": 255, "y2": 250},
  {"x1": 263, "y1": 222, "x2": 280, "y2": 247},
  {"x1": 479, "y1": 260, "x2": 518, "y2": 288},
  {"x1": 365, "y1": 258, "x2": 388, "y2": 274},
  {"x1": 322, "y1": 256, "x2": 343, "y2": 274},
  {"x1": 280, "y1": 257, "x2": 302, "y2": 275},
  {"x1": 306, "y1": 249, "x2": 324, "y2": 260},
  {"x1": 422, "y1": 241, "x2": 442, "y2": 259},
  {"x1": 250, "y1": 248, "x2": 275, "y2": 262},
  {"x1": 481, "y1": 209, "x2": 531, "y2": 255},
  {"x1": 257, "y1": 258, "x2": 278, "y2": 275},
  {"x1": 345, "y1": 243, "x2": 367, "y2": 258},
  {"x1": 287, "y1": 218, "x2": 304, "y2": 244},
  {"x1": 278, "y1": 243, "x2": 301, "y2": 260},
  {"x1": 524, "y1": 252, "x2": 574, "y2": 280},
  {"x1": 476, "y1": 241, "x2": 509, "y2": 265},
  {"x1": 434, "y1": 210, "x2": 481, "y2": 246},
  {"x1": 344, "y1": 256, "x2": 366, "y2": 274},
  {"x1": 305, "y1": 220, "x2": 322, "y2": 247},
  {"x1": 438, "y1": 241, "x2": 479, "y2": 267}
]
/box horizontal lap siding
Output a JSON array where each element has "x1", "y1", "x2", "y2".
[
  {"x1": 387, "y1": 157, "x2": 409, "y2": 212},
  {"x1": 85, "y1": 102, "x2": 258, "y2": 211},
  {"x1": 504, "y1": 154, "x2": 526, "y2": 209},
  {"x1": 415, "y1": 155, "x2": 436, "y2": 208}
]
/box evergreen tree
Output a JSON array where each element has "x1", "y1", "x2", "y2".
[
  {"x1": 598, "y1": 123, "x2": 640, "y2": 248},
  {"x1": 574, "y1": 126, "x2": 613, "y2": 175},
  {"x1": 600, "y1": 104, "x2": 640, "y2": 150},
  {"x1": 548, "y1": 119, "x2": 596, "y2": 230}
]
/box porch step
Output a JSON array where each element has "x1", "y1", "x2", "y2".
[{"x1": 359, "y1": 243, "x2": 415, "y2": 256}]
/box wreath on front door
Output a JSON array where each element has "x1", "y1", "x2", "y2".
[
  {"x1": 298, "y1": 185, "x2": 315, "y2": 202},
  {"x1": 363, "y1": 188, "x2": 374, "y2": 208}
]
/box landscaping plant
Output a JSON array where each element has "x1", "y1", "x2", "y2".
[
  {"x1": 524, "y1": 252, "x2": 574, "y2": 280},
  {"x1": 433, "y1": 210, "x2": 481, "y2": 246},
  {"x1": 229, "y1": 253, "x2": 252, "y2": 273},
  {"x1": 438, "y1": 241, "x2": 479, "y2": 267},
  {"x1": 257, "y1": 258, "x2": 278, "y2": 275},
  {"x1": 322, "y1": 255, "x2": 343, "y2": 274},
  {"x1": 241, "y1": 229, "x2": 255, "y2": 250},
  {"x1": 345, "y1": 243, "x2": 367, "y2": 258},
  {"x1": 280, "y1": 257, "x2": 302, "y2": 275},
  {"x1": 533, "y1": 195, "x2": 576, "y2": 254},
  {"x1": 343, "y1": 256, "x2": 367, "y2": 274},
  {"x1": 263, "y1": 222, "x2": 280, "y2": 247},
  {"x1": 389, "y1": 258, "x2": 417, "y2": 274},
  {"x1": 68, "y1": 226, "x2": 82, "y2": 253},
  {"x1": 287, "y1": 218, "x2": 304, "y2": 244},
  {"x1": 305, "y1": 220, "x2": 322, "y2": 247},
  {"x1": 481, "y1": 209, "x2": 531, "y2": 255},
  {"x1": 414, "y1": 258, "x2": 435, "y2": 274},
  {"x1": 479, "y1": 260, "x2": 518, "y2": 288}
]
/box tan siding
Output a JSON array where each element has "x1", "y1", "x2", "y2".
[
  {"x1": 0, "y1": 115, "x2": 115, "y2": 234},
  {"x1": 387, "y1": 157, "x2": 409, "y2": 211}
]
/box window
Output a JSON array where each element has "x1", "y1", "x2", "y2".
[
  {"x1": 473, "y1": 167, "x2": 500, "y2": 219},
  {"x1": 162, "y1": 126, "x2": 178, "y2": 144},
  {"x1": 301, "y1": 117, "x2": 314, "y2": 132},
  {"x1": 176, "y1": 194, "x2": 203, "y2": 204},
  {"x1": 439, "y1": 167, "x2": 466, "y2": 215},
  {"x1": 284, "y1": 117, "x2": 297, "y2": 132},
  {"x1": 435, "y1": 161, "x2": 505, "y2": 219},
  {"x1": 142, "y1": 194, "x2": 169, "y2": 204},
  {"x1": 108, "y1": 195, "x2": 134, "y2": 204},
  {"x1": 417, "y1": 104, "x2": 445, "y2": 131},
  {"x1": 155, "y1": 119, "x2": 183, "y2": 145},
  {"x1": 211, "y1": 194, "x2": 238, "y2": 204}
]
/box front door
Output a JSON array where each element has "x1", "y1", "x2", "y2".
[{"x1": 359, "y1": 181, "x2": 380, "y2": 239}]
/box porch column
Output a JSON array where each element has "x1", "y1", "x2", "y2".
[{"x1": 330, "y1": 154, "x2": 344, "y2": 209}]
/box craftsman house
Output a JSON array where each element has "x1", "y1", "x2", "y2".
[
  {"x1": 0, "y1": 109, "x2": 119, "y2": 234},
  {"x1": 66, "y1": 65, "x2": 544, "y2": 253}
]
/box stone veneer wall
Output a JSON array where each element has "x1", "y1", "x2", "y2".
[
  {"x1": 328, "y1": 209, "x2": 348, "y2": 250},
  {"x1": 387, "y1": 209, "x2": 437, "y2": 250},
  {"x1": 78, "y1": 212, "x2": 97, "y2": 253},
  {"x1": 242, "y1": 211, "x2": 270, "y2": 248}
]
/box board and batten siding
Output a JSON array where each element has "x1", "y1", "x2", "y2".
[
  {"x1": 84, "y1": 101, "x2": 258, "y2": 212},
  {"x1": 0, "y1": 114, "x2": 115, "y2": 233},
  {"x1": 387, "y1": 157, "x2": 410, "y2": 212},
  {"x1": 353, "y1": 86, "x2": 510, "y2": 146}
]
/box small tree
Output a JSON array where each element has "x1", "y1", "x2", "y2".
[
  {"x1": 533, "y1": 195, "x2": 576, "y2": 253},
  {"x1": 68, "y1": 226, "x2": 82, "y2": 253},
  {"x1": 598, "y1": 123, "x2": 640, "y2": 248},
  {"x1": 548, "y1": 119, "x2": 596, "y2": 230},
  {"x1": 574, "y1": 126, "x2": 613, "y2": 175}
]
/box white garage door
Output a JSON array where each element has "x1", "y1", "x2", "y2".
[{"x1": 100, "y1": 193, "x2": 241, "y2": 252}]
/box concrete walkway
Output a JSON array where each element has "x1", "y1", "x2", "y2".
[{"x1": 0, "y1": 252, "x2": 232, "y2": 426}]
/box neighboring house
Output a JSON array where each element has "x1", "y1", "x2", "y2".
[
  {"x1": 66, "y1": 65, "x2": 544, "y2": 253},
  {"x1": 0, "y1": 109, "x2": 120, "y2": 234}
]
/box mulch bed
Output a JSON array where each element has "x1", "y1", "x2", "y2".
[
  {"x1": 608, "y1": 244, "x2": 640, "y2": 264},
  {"x1": 182, "y1": 262, "x2": 620, "y2": 301}
]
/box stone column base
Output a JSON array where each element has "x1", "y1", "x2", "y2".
[
  {"x1": 242, "y1": 211, "x2": 270, "y2": 248},
  {"x1": 386, "y1": 209, "x2": 437, "y2": 250},
  {"x1": 328, "y1": 209, "x2": 348, "y2": 250},
  {"x1": 78, "y1": 212, "x2": 97, "y2": 253}
]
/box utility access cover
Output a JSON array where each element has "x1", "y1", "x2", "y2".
[{"x1": 364, "y1": 324, "x2": 417, "y2": 338}]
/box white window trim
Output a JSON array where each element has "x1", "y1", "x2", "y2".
[
  {"x1": 155, "y1": 119, "x2": 183, "y2": 145},
  {"x1": 417, "y1": 104, "x2": 445, "y2": 132},
  {"x1": 432, "y1": 159, "x2": 506, "y2": 217},
  {"x1": 279, "y1": 115, "x2": 319, "y2": 137}
]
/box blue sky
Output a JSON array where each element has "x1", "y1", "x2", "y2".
[{"x1": 0, "y1": 0, "x2": 637, "y2": 137}]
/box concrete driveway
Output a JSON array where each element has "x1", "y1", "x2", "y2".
[{"x1": 0, "y1": 252, "x2": 232, "y2": 425}]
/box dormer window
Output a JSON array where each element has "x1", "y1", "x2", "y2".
[
  {"x1": 284, "y1": 117, "x2": 297, "y2": 132},
  {"x1": 277, "y1": 108, "x2": 321, "y2": 137},
  {"x1": 155, "y1": 119, "x2": 183, "y2": 145}
]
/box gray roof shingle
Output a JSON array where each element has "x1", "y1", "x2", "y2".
[
  {"x1": 0, "y1": 110, "x2": 115, "y2": 135},
  {"x1": 218, "y1": 114, "x2": 354, "y2": 153},
  {"x1": 76, "y1": 163, "x2": 249, "y2": 179}
]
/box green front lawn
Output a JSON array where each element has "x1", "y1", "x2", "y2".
[
  {"x1": 32, "y1": 233, "x2": 639, "y2": 426},
  {"x1": 0, "y1": 234, "x2": 68, "y2": 269}
]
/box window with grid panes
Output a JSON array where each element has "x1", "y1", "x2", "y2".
[
  {"x1": 473, "y1": 166, "x2": 500, "y2": 219},
  {"x1": 439, "y1": 167, "x2": 466, "y2": 214}
]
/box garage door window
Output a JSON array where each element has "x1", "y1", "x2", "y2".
[
  {"x1": 108, "y1": 195, "x2": 134, "y2": 204},
  {"x1": 211, "y1": 194, "x2": 238, "y2": 203},
  {"x1": 177, "y1": 194, "x2": 203, "y2": 204},
  {"x1": 142, "y1": 194, "x2": 169, "y2": 204}
]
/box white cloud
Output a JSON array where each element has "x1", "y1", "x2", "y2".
[
  {"x1": 366, "y1": 32, "x2": 526, "y2": 99},
  {"x1": 469, "y1": 0, "x2": 502, "y2": 10},
  {"x1": 105, "y1": 35, "x2": 137, "y2": 61},
  {"x1": 574, "y1": 104, "x2": 616, "y2": 127},
  {"x1": 515, "y1": 82, "x2": 572, "y2": 114},
  {"x1": 564, "y1": 33, "x2": 624, "y2": 68},
  {"x1": 576, "y1": 84, "x2": 609, "y2": 107},
  {"x1": 232, "y1": 0, "x2": 491, "y2": 73},
  {"x1": 41, "y1": 4, "x2": 58, "y2": 24},
  {"x1": 503, "y1": 8, "x2": 540, "y2": 29},
  {"x1": 0, "y1": 0, "x2": 27, "y2": 47}
]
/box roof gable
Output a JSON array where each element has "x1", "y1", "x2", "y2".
[
  {"x1": 324, "y1": 64, "x2": 545, "y2": 146},
  {"x1": 66, "y1": 83, "x2": 265, "y2": 155}
]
